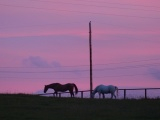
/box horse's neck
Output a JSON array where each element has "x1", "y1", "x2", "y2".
[
  {"x1": 92, "y1": 89, "x2": 96, "y2": 94},
  {"x1": 94, "y1": 85, "x2": 106, "y2": 93},
  {"x1": 93, "y1": 86, "x2": 99, "y2": 94},
  {"x1": 49, "y1": 83, "x2": 58, "y2": 89}
]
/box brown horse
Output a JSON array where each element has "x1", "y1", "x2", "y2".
[{"x1": 44, "y1": 83, "x2": 78, "y2": 97}]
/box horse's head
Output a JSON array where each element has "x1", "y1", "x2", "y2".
[{"x1": 44, "y1": 85, "x2": 48, "y2": 93}]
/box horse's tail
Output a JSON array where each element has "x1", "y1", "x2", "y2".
[
  {"x1": 115, "y1": 86, "x2": 118, "y2": 97},
  {"x1": 73, "y1": 84, "x2": 78, "y2": 94}
]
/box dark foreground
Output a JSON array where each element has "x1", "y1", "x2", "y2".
[{"x1": 0, "y1": 94, "x2": 160, "y2": 120}]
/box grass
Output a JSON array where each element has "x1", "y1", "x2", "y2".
[{"x1": 0, "y1": 94, "x2": 160, "y2": 120}]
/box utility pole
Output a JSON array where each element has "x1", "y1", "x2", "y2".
[{"x1": 89, "y1": 21, "x2": 93, "y2": 98}]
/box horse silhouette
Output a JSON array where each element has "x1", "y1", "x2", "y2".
[
  {"x1": 44, "y1": 83, "x2": 78, "y2": 97},
  {"x1": 92, "y1": 85, "x2": 118, "y2": 99}
]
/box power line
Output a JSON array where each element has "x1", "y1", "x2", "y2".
[
  {"x1": 0, "y1": 62, "x2": 159, "y2": 73},
  {"x1": 0, "y1": 72, "x2": 156, "y2": 79},
  {"x1": 73, "y1": 0, "x2": 160, "y2": 9},
  {"x1": 0, "y1": 76, "x2": 89, "y2": 79},
  {"x1": 1, "y1": 3, "x2": 160, "y2": 19},
  {"x1": 28, "y1": 0, "x2": 160, "y2": 13},
  {"x1": 0, "y1": 21, "x2": 87, "y2": 29},
  {"x1": 1, "y1": 21, "x2": 158, "y2": 32},
  {"x1": 92, "y1": 20, "x2": 160, "y2": 30},
  {"x1": 30, "y1": 0, "x2": 160, "y2": 9},
  {"x1": 93, "y1": 58, "x2": 160, "y2": 66},
  {"x1": 0, "y1": 69, "x2": 89, "y2": 73},
  {"x1": 94, "y1": 63, "x2": 160, "y2": 71},
  {"x1": 93, "y1": 73, "x2": 153, "y2": 78},
  {"x1": 0, "y1": 57, "x2": 160, "y2": 69}
]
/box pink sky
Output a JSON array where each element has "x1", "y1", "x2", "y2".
[{"x1": 0, "y1": 0, "x2": 160, "y2": 94}]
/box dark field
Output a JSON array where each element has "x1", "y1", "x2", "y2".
[{"x1": 0, "y1": 94, "x2": 160, "y2": 120}]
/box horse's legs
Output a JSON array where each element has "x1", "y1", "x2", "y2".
[
  {"x1": 102, "y1": 93, "x2": 105, "y2": 99},
  {"x1": 113, "y1": 93, "x2": 116, "y2": 99},
  {"x1": 54, "y1": 91, "x2": 58, "y2": 97},
  {"x1": 70, "y1": 92, "x2": 72, "y2": 97},
  {"x1": 111, "y1": 93, "x2": 116, "y2": 99},
  {"x1": 111, "y1": 93, "x2": 113, "y2": 99},
  {"x1": 71, "y1": 92, "x2": 74, "y2": 97},
  {"x1": 69, "y1": 87, "x2": 75, "y2": 97},
  {"x1": 69, "y1": 90, "x2": 74, "y2": 97},
  {"x1": 98, "y1": 93, "x2": 101, "y2": 98}
]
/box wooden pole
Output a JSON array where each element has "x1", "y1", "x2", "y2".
[{"x1": 89, "y1": 21, "x2": 93, "y2": 98}]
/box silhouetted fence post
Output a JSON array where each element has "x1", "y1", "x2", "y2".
[
  {"x1": 81, "y1": 91, "x2": 83, "y2": 98},
  {"x1": 58, "y1": 93, "x2": 61, "y2": 97},
  {"x1": 124, "y1": 89, "x2": 126, "y2": 99},
  {"x1": 145, "y1": 89, "x2": 147, "y2": 99}
]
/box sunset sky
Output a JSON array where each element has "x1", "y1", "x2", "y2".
[{"x1": 0, "y1": 0, "x2": 160, "y2": 94}]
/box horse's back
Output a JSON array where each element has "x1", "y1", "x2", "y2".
[
  {"x1": 65, "y1": 83, "x2": 74, "y2": 86},
  {"x1": 49, "y1": 83, "x2": 75, "y2": 88},
  {"x1": 49, "y1": 83, "x2": 61, "y2": 86},
  {"x1": 96, "y1": 85, "x2": 107, "y2": 93},
  {"x1": 108, "y1": 85, "x2": 117, "y2": 92},
  {"x1": 98, "y1": 85, "x2": 116, "y2": 93}
]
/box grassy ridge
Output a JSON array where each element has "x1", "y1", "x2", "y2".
[{"x1": 0, "y1": 94, "x2": 160, "y2": 120}]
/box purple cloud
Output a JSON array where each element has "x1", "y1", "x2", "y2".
[
  {"x1": 149, "y1": 68, "x2": 160, "y2": 80},
  {"x1": 22, "y1": 56, "x2": 61, "y2": 68}
]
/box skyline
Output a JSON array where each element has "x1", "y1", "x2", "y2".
[{"x1": 0, "y1": 0, "x2": 160, "y2": 94}]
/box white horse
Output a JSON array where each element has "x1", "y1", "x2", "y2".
[{"x1": 92, "y1": 85, "x2": 118, "y2": 99}]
